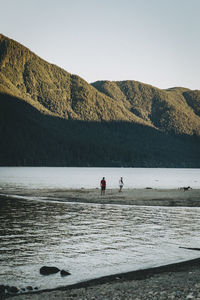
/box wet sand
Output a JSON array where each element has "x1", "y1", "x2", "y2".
[
  {"x1": 1, "y1": 187, "x2": 200, "y2": 207},
  {"x1": 8, "y1": 258, "x2": 200, "y2": 299}
]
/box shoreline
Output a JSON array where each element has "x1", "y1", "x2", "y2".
[
  {"x1": 2, "y1": 188, "x2": 200, "y2": 299},
  {"x1": 8, "y1": 257, "x2": 200, "y2": 299},
  {"x1": 1, "y1": 187, "x2": 200, "y2": 207}
]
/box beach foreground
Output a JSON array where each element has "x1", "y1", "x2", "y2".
[
  {"x1": 1, "y1": 188, "x2": 200, "y2": 299},
  {"x1": 8, "y1": 258, "x2": 200, "y2": 299}
]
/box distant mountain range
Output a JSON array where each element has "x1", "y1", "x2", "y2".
[{"x1": 0, "y1": 34, "x2": 199, "y2": 167}]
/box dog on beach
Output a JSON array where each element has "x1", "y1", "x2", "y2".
[{"x1": 180, "y1": 186, "x2": 191, "y2": 191}]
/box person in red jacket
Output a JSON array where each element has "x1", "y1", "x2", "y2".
[{"x1": 100, "y1": 177, "x2": 106, "y2": 195}]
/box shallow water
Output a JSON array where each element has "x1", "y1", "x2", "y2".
[{"x1": 0, "y1": 196, "x2": 200, "y2": 291}]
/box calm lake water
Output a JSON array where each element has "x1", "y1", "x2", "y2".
[
  {"x1": 0, "y1": 167, "x2": 200, "y2": 291},
  {"x1": 0, "y1": 167, "x2": 200, "y2": 189}
]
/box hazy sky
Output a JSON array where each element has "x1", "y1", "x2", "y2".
[{"x1": 1, "y1": 0, "x2": 200, "y2": 89}]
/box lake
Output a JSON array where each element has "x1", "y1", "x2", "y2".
[
  {"x1": 0, "y1": 167, "x2": 200, "y2": 189},
  {"x1": 0, "y1": 167, "x2": 200, "y2": 291}
]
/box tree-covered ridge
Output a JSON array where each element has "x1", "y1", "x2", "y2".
[
  {"x1": 0, "y1": 34, "x2": 149, "y2": 125},
  {"x1": 91, "y1": 80, "x2": 200, "y2": 135},
  {"x1": 1, "y1": 34, "x2": 200, "y2": 136},
  {"x1": 0, "y1": 34, "x2": 200, "y2": 167}
]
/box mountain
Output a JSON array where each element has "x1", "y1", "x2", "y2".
[
  {"x1": 91, "y1": 81, "x2": 200, "y2": 135},
  {"x1": 0, "y1": 34, "x2": 148, "y2": 125},
  {"x1": 0, "y1": 34, "x2": 200, "y2": 167}
]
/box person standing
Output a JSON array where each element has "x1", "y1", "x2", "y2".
[
  {"x1": 100, "y1": 177, "x2": 106, "y2": 195},
  {"x1": 119, "y1": 177, "x2": 124, "y2": 192}
]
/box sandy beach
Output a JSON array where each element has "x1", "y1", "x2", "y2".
[
  {"x1": 1, "y1": 188, "x2": 200, "y2": 299},
  {"x1": 1, "y1": 187, "x2": 200, "y2": 207}
]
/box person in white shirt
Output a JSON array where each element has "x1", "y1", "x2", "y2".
[{"x1": 119, "y1": 177, "x2": 124, "y2": 192}]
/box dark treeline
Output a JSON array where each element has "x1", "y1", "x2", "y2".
[{"x1": 0, "y1": 93, "x2": 199, "y2": 167}]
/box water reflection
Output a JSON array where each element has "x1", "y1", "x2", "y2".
[{"x1": 0, "y1": 197, "x2": 200, "y2": 290}]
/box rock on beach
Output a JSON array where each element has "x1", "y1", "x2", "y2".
[{"x1": 40, "y1": 266, "x2": 60, "y2": 275}]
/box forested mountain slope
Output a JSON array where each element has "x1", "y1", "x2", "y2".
[
  {"x1": 91, "y1": 81, "x2": 200, "y2": 135},
  {"x1": 0, "y1": 34, "x2": 199, "y2": 167},
  {"x1": 0, "y1": 34, "x2": 148, "y2": 125}
]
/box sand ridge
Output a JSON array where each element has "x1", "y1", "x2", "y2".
[{"x1": 1, "y1": 188, "x2": 200, "y2": 207}]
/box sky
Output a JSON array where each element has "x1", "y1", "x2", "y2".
[{"x1": 1, "y1": 0, "x2": 200, "y2": 90}]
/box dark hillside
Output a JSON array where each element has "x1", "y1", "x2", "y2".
[
  {"x1": 0, "y1": 93, "x2": 199, "y2": 167},
  {"x1": 0, "y1": 34, "x2": 199, "y2": 167}
]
